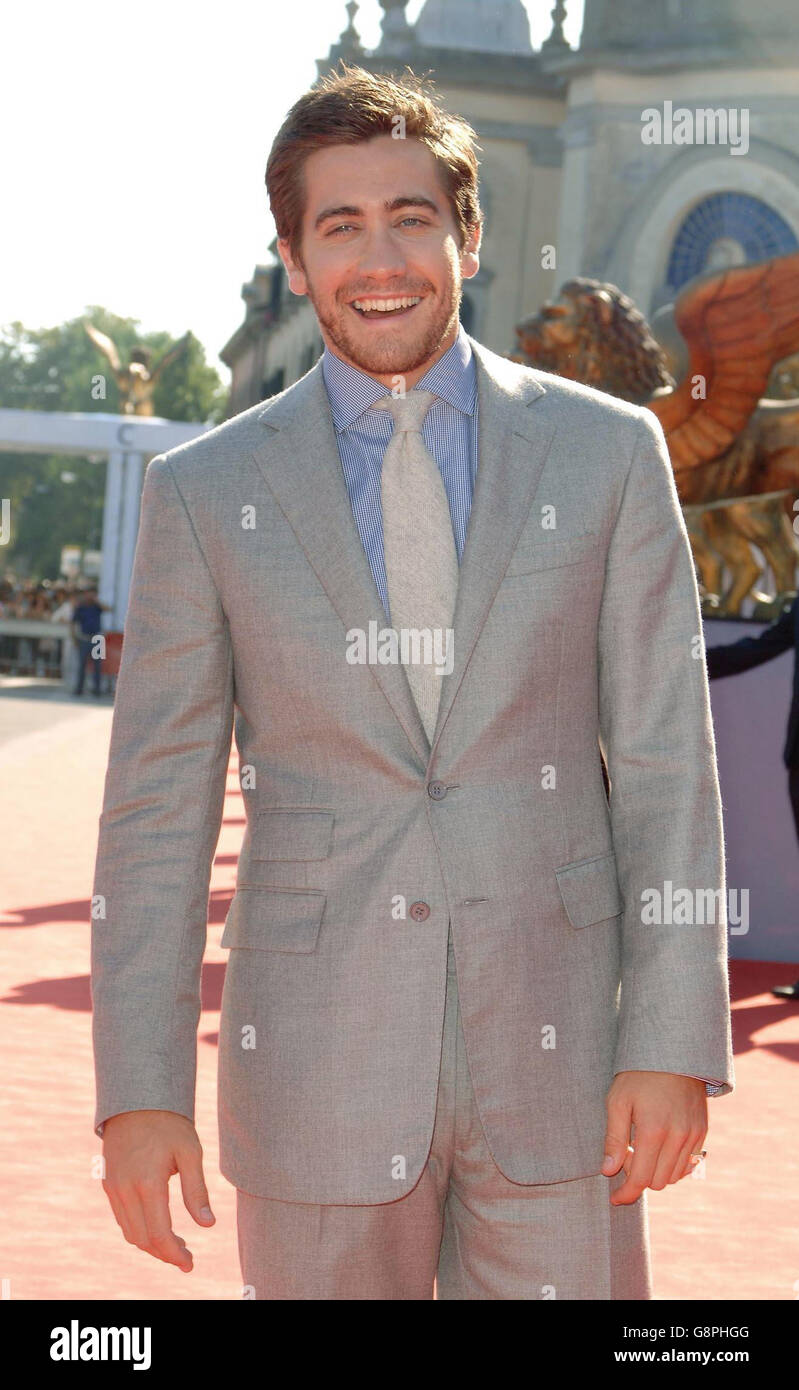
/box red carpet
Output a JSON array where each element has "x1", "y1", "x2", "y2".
[{"x1": 1, "y1": 694, "x2": 797, "y2": 1300}]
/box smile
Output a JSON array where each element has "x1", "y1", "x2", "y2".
[{"x1": 350, "y1": 296, "x2": 423, "y2": 319}]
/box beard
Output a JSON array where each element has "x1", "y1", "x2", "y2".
[{"x1": 305, "y1": 273, "x2": 462, "y2": 377}]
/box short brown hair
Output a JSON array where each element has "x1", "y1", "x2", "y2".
[{"x1": 265, "y1": 64, "x2": 483, "y2": 266}]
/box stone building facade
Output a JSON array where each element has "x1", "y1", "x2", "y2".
[{"x1": 221, "y1": 0, "x2": 799, "y2": 415}]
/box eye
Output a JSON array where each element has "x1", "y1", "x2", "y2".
[
  {"x1": 327, "y1": 223, "x2": 357, "y2": 236},
  {"x1": 398, "y1": 217, "x2": 428, "y2": 228}
]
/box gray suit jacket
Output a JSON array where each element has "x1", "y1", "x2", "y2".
[{"x1": 91, "y1": 336, "x2": 734, "y2": 1204}]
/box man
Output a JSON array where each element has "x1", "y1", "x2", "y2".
[
  {"x1": 71, "y1": 586, "x2": 105, "y2": 696},
  {"x1": 92, "y1": 66, "x2": 734, "y2": 1301},
  {"x1": 706, "y1": 595, "x2": 799, "y2": 1000}
]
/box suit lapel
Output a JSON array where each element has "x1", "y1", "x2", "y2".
[
  {"x1": 428, "y1": 337, "x2": 557, "y2": 754},
  {"x1": 249, "y1": 339, "x2": 558, "y2": 768},
  {"x1": 251, "y1": 363, "x2": 432, "y2": 764}
]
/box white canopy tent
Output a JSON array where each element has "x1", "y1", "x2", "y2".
[{"x1": 0, "y1": 409, "x2": 211, "y2": 627}]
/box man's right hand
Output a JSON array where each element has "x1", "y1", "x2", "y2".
[{"x1": 101, "y1": 1110, "x2": 215, "y2": 1272}]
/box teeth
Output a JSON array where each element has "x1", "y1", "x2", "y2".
[{"x1": 352, "y1": 296, "x2": 421, "y2": 312}]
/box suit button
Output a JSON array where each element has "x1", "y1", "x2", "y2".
[
  {"x1": 428, "y1": 780, "x2": 447, "y2": 799},
  {"x1": 409, "y1": 901, "x2": 431, "y2": 921}
]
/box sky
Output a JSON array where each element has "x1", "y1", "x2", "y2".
[{"x1": 3, "y1": 0, "x2": 584, "y2": 384}]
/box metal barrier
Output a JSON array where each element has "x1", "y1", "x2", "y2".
[{"x1": 0, "y1": 619, "x2": 123, "y2": 691}]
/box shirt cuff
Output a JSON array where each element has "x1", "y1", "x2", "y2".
[{"x1": 685, "y1": 1074, "x2": 727, "y2": 1095}]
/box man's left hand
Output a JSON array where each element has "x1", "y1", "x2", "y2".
[{"x1": 602, "y1": 1071, "x2": 707, "y2": 1205}]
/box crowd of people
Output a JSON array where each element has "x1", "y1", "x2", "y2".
[
  {"x1": 0, "y1": 579, "x2": 107, "y2": 686},
  {"x1": 0, "y1": 578, "x2": 81, "y2": 619}
]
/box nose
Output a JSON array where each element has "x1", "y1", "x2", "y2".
[{"x1": 355, "y1": 222, "x2": 407, "y2": 281}]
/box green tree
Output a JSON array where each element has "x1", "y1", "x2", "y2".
[{"x1": 0, "y1": 309, "x2": 226, "y2": 580}]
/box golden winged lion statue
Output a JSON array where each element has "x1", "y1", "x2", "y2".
[{"x1": 513, "y1": 253, "x2": 799, "y2": 616}]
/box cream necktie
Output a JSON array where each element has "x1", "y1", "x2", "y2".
[{"x1": 373, "y1": 389, "x2": 459, "y2": 742}]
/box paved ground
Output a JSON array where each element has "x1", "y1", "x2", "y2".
[
  {"x1": 1, "y1": 680, "x2": 798, "y2": 1300},
  {"x1": 0, "y1": 680, "x2": 242, "y2": 1300}
]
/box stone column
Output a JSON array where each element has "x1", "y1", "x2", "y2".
[
  {"x1": 98, "y1": 449, "x2": 124, "y2": 622},
  {"x1": 115, "y1": 451, "x2": 145, "y2": 628}
]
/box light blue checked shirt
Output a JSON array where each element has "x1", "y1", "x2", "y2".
[
  {"x1": 321, "y1": 323, "x2": 478, "y2": 621},
  {"x1": 321, "y1": 326, "x2": 724, "y2": 1099}
]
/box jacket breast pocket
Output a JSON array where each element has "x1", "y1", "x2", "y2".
[
  {"x1": 504, "y1": 529, "x2": 600, "y2": 577},
  {"x1": 220, "y1": 887, "x2": 326, "y2": 953},
  {"x1": 554, "y1": 850, "x2": 623, "y2": 929}
]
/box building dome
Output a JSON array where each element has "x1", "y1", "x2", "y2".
[{"x1": 414, "y1": 0, "x2": 532, "y2": 55}]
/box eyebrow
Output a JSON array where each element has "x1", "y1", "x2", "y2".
[{"x1": 314, "y1": 195, "x2": 442, "y2": 231}]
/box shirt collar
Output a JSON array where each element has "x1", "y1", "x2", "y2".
[{"x1": 322, "y1": 321, "x2": 477, "y2": 432}]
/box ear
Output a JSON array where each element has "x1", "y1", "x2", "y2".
[
  {"x1": 460, "y1": 221, "x2": 482, "y2": 282},
  {"x1": 277, "y1": 236, "x2": 308, "y2": 297}
]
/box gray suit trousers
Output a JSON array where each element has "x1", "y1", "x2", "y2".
[{"x1": 235, "y1": 926, "x2": 653, "y2": 1300}]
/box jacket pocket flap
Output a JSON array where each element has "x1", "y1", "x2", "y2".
[
  {"x1": 555, "y1": 851, "x2": 622, "y2": 929},
  {"x1": 220, "y1": 888, "x2": 326, "y2": 953},
  {"x1": 252, "y1": 808, "x2": 334, "y2": 861}
]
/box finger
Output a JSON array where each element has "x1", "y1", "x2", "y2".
[
  {"x1": 138, "y1": 1181, "x2": 193, "y2": 1270},
  {"x1": 679, "y1": 1141, "x2": 707, "y2": 1183},
  {"x1": 611, "y1": 1143, "x2": 635, "y2": 1176},
  {"x1": 670, "y1": 1131, "x2": 706, "y2": 1185},
  {"x1": 649, "y1": 1135, "x2": 688, "y2": 1191},
  {"x1": 177, "y1": 1144, "x2": 215, "y2": 1227},
  {"x1": 602, "y1": 1099, "x2": 633, "y2": 1176},
  {"x1": 115, "y1": 1184, "x2": 152, "y2": 1251},
  {"x1": 103, "y1": 1182, "x2": 136, "y2": 1247},
  {"x1": 608, "y1": 1145, "x2": 635, "y2": 1197},
  {"x1": 611, "y1": 1131, "x2": 662, "y2": 1204}
]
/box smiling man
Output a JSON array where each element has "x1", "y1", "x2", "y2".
[
  {"x1": 92, "y1": 66, "x2": 734, "y2": 1301},
  {"x1": 297, "y1": 149, "x2": 469, "y2": 377}
]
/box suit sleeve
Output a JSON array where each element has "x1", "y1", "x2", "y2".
[
  {"x1": 706, "y1": 603, "x2": 795, "y2": 680},
  {"x1": 597, "y1": 410, "x2": 734, "y2": 1098},
  {"x1": 90, "y1": 454, "x2": 234, "y2": 1137}
]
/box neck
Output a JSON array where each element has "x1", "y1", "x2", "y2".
[{"x1": 324, "y1": 320, "x2": 461, "y2": 389}]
